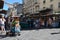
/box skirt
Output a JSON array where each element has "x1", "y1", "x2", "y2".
[{"x1": 0, "y1": 24, "x2": 5, "y2": 27}]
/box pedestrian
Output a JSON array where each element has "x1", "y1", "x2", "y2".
[
  {"x1": 10, "y1": 19, "x2": 21, "y2": 36},
  {"x1": 15, "y1": 22, "x2": 21, "y2": 35},
  {"x1": 0, "y1": 15, "x2": 2, "y2": 30},
  {"x1": 40, "y1": 18, "x2": 45, "y2": 28},
  {"x1": 8, "y1": 17, "x2": 11, "y2": 29},
  {"x1": 0, "y1": 16, "x2": 6, "y2": 34},
  {"x1": 33, "y1": 18, "x2": 40, "y2": 29},
  {"x1": 48, "y1": 18, "x2": 53, "y2": 28}
]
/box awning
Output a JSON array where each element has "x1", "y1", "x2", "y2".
[
  {"x1": 0, "y1": 10, "x2": 7, "y2": 14},
  {"x1": 39, "y1": 8, "x2": 53, "y2": 15}
]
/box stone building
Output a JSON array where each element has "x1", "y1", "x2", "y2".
[{"x1": 23, "y1": 0, "x2": 60, "y2": 14}]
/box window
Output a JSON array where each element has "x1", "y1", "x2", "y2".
[
  {"x1": 43, "y1": 7, "x2": 45, "y2": 9},
  {"x1": 35, "y1": 5, "x2": 39, "y2": 12},
  {"x1": 50, "y1": 4, "x2": 53, "y2": 9},
  {"x1": 34, "y1": 0, "x2": 37, "y2": 4},
  {"x1": 58, "y1": 2, "x2": 60, "y2": 8},
  {"x1": 30, "y1": 9, "x2": 32, "y2": 13},
  {"x1": 43, "y1": 0, "x2": 46, "y2": 4},
  {"x1": 33, "y1": 8, "x2": 34, "y2": 13},
  {"x1": 50, "y1": 0, "x2": 53, "y2": 2}
]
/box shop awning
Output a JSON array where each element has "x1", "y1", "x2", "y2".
[
  {"x1": 0, "y1": 10, "x2": 7, "y2": 14},
  {"x1": 39, "y1": 8, "x2": 53, "y2": 15}
]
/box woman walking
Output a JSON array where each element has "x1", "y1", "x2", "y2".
[
  {"x1": 1, "y1": 16, "x2": 6, "y2": 33},
  {"x1": 0, "y1": 15, "x2": 2, "y2": 30}
]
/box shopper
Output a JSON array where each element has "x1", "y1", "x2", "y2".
[
  {"x1": 0, "y1": 15, "x2": 2, "y2": 30},
  {"x1": 1, "y1": 16, "x2": 6, "y2": 33},
  {"x1": 15, "y1": 22, "x2": 21, "y2": 35}
]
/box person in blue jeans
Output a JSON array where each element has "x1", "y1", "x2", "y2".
[
  {"x1": 11, "y1": 20, "x2": 21, "y2": 36},
  {"x1": 15, "y1": 22, "x2": 21, "y2": 35}
]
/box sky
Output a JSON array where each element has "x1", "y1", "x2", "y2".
[{"x1": 3, "y1": 0, "x2": 22, "y2": 10}]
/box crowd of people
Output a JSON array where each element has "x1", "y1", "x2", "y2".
[
  {"x1": 0, "y1": 15, "x2": 21, "y2": 36},
  {"x1": 25, "y1": 17, "x2": 60, "y2": 29},
  {"x1": 0, "y1": 14, "x2": 60, "y2": 35}
]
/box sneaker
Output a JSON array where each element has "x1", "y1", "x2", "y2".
[{"x1": 18, "y1": 33, "x2": 21, "y2": 36}]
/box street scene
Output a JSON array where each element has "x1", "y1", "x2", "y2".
[
  {"x1": 0, "y1": 29, "x2": 60, "y2": 40},
  {"x1": 0, "y1": 0, "x2": 60, "y2": 40}
]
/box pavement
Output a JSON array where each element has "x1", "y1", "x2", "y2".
[{"x1": 0, "y1": 28, "x2": 60, "y2": 40}]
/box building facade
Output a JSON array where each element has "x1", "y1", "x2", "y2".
[
  {"x1": 7, "y1": 2, "x2": 23, "y2": 17},
  {"x1": 13, "y1": 3, "x2": 23, "y2": 16},
  {"x1": 23, "y1": 0, "x2": 60, "y2": 14}
]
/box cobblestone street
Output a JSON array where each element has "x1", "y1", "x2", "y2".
[
  {"x1": 0, "y1": 0, "x2": 60, "y2": 40},
  {"x1": 0, "y1": 28, "x2": 60, "y2": 40}
]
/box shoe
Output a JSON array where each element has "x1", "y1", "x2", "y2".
[{"x1": 18, "y1": 33, "x2": 21, "y2": 36}]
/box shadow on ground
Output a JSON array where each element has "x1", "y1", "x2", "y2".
[
  {"x1": 21, "y1": 27, "x2": 60, "y2": 31},
  {"x1": 0, "y1": 35, "x2": 6, "y2": 39},
  {"x1": 0, "y1": 34, "x2": 18, "y2": 39},
  {"x1": 51, "y1": 32, "x2": 60, "y2": 35}
]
